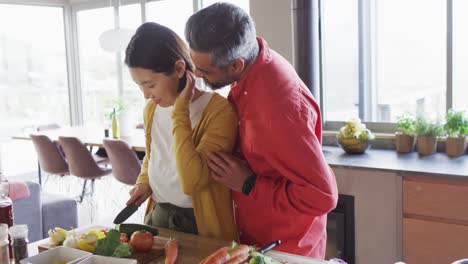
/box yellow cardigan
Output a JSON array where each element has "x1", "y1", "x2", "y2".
[{"x1": 136, "y1": 93, "x2": 238, "y2": 241}]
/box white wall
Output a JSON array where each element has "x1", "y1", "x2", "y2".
[{"x1": 250, "y1": 0, "x2": 294, "y2": 65}]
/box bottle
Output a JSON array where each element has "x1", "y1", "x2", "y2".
[
  {"x1": 0, "y1": 174, "x2": 13, "y2": 262},
  {"x1": 111, "y1": 108, "x2": 120, "y2": 139},
  {"x1": 9, "y1": 225, "x2": 28, "y2": 263},
  {"x1": 0, "y1": 224, "x2": 9, "y2": 263}
]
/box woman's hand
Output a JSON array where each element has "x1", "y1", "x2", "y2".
[
  {"x1": 127, "y1": 183, "x2": 152, "y2": 206},
  {"x1": 178, "y1": 71, "x2": 196, "y2": 102}
]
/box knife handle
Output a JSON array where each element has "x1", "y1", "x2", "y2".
[{"x1": 258, "y1": 240, "x2": 281, "y2": 254}]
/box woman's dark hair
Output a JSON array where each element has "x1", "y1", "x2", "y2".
[{"x1": 125, "y1": 22, "x2": 194, "y2": 92}]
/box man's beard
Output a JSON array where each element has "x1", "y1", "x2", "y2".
[{"x1": 203, "y1": 76, "x2": 238, "y2": 90}]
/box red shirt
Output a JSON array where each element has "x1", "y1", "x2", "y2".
[{"x1": 229, "y1": 38, "x2": 338, "y2": 258}]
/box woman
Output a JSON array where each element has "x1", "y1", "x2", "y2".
[{"x1": 125, "y1": 22, "x2": 238, "y2": 241}]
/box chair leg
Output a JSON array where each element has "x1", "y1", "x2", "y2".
[
  {"x1": 79, "y1": 179, "x2": 88, "y2": 203},
  {"x1": 90, "y1": 179, "x2": 95, "y2": 198}
]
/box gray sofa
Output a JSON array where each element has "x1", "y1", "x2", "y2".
[{"x1": 12, "y1": 181, "x2": 78, "y2": 242}]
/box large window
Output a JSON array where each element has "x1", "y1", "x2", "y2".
[
  {"x1": 77, "y1": 7, "x2": 117, "y2": 126},
  {"x1": 203, "y1": 0, "x2": 249, "y2": 12},
  {"x1": 320, "y1": 0, "x2": 461, "y2": 125},
  {"x1": 321, "y1": 0, "x2": 359, "y2": 121},
  {"x1": 453, "y1": 0, "x2": 468, "y2": 112},
  {"x1": 0, "y1": 4, "x2": 69, "y2": 137}
]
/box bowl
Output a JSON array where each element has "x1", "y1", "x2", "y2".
[
  {"x1": 337, "y1": 138, "x2": 371, "y2": 154},
  {"x1": 20, "y1": 246, "x2": 92, "y2": 264},
  {"x1": 77, "y1": 255, "x2": 137, "y2": 264}
]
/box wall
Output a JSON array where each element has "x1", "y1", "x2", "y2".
[
  {"x1": 250, "y1": 0, "x2": 295, "y2": 65},
  {"x1": 333, "y1": 167, "x2": 403, "y2": 264}
]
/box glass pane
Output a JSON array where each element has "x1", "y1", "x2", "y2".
[
  {"x1": 202, "y1": 0, "x2": 250, "y2": 13},
  {"x1": 321, "y1": 0, "x2": 359, "y2": 121},
  {"x1": 77, "y1": 7, "x2": 117, "y2": 126},
  {"x1": 147, "y1": 0, "x2": 193, "y2": 39},
  {"x1": 376, "y1": 0, "x2": 446, "y2": 121},
  {"x1": 0, "y1": 4, "x2": 70, "y2": 137},
  {"x1": 120, "y1": 4, "x2": 145, "y2": 124},
  {"x1": 453, "y1": 0, "x2": 468, "y2": 112}
]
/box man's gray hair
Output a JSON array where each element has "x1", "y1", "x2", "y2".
[{"x1": 185, "y1": 2, "x2": 258, "y2": 68}]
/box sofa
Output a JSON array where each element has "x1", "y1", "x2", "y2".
[{"x1": 12, "y1": 181, "x2": 78, "y2": 242}]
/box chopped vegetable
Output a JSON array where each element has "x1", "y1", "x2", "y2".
[
  {"x1": 48, "y1": 227, "x2": 68, "y2": 245},
  {"x1": 112, "y1": 243, "x2": 132, "y2": 258},
  {"x1": 165, "y1": 238, "x2": 178, "y2": 264},
  {"x1": 199, "y1": 246, "x2": 230, "y2": 264},
  {"x1": 77, "y1": 230, "x2": 106, "y2": 252},
  {"x1": 94, "y1": 229, "x2": 121, "y2": 256}
]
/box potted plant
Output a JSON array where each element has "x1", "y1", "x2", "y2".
[
  {"x1": 444, "y1": 109, "x2": 467, "y2": 157},
  {"x1": 415, "y1": 115, "x2": 444, "y2": 156},
  {"x1": 337, "y1": 118, "x2": 375, "y2": 154},
  {"x1": 395, "y1": 114, "x2": 416, "y2": 153}
]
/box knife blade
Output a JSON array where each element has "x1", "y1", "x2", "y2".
[
  {"x1": 258, "y1": 240, "x2": 281, "y2": 254},
  {"x1": 113, "y1": 204, "x2": 139, "y2": 224}
]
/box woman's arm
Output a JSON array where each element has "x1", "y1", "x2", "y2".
[{"x1": 172, "y1": 97, "x2": 238, "y2": 195}]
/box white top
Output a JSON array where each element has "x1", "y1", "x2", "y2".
[{"x1": 148, "y1": 93, "x2": 214, "y2": 208}]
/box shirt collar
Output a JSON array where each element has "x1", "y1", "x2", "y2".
[{"x1": 230, "y1": 37, "x2": 271, "y2": 96}]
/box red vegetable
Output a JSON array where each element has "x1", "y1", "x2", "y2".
[
  {"x1": 129, "y1": 230, "x2": 154, "y2": 252},
  {"x1": 164, "y1": 238, "x2": 178, "y2": 264}
]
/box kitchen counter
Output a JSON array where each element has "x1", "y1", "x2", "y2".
[
  {"x1": 323, "y1": 146, "x2": 468, "y2": 180},
  {"x1": 29, "y1": 225, "x2": 330, "y2": 264}
]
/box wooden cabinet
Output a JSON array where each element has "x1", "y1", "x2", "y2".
[{"x1": 403, "y1": 177, "x2": 468, "y2": 264}]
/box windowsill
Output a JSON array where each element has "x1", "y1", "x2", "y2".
[
  {"x1": 323, "y1": 130, "x2": 460, "y2": 142},
  {"x1": 323, "y1": 146, "x2": 468, "y2": 179}
]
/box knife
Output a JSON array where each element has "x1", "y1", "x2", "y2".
[
  {"x1": 113, "y1": 204, "x2": 139, "y2": 224},
  {"x1": 258, "y1": 240, "x2": 282, "y2": 254}
]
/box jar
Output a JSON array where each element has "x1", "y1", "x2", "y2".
[
  {"x1": 0, "y1": 224, "x2": 9, "y2": 263},
  {"x1": 9, "y1": 225, "x2": 28, "y2": 263}
]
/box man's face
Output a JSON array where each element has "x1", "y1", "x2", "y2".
[{"x1": 189, "y1": 50, "x2": 238, "y2": 89}]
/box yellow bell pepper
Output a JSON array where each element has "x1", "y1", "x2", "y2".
[{"x1": 77, "y1": 230, "x2": 106, "y2": 252}]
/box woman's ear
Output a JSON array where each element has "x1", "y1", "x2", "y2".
[{"x1": 174, "y1": 60, "x2": 186, "y2": 78}]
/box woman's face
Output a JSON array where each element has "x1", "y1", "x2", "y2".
[{"x1": 129, "y1": 63, "x2": 184, "y2": 108}]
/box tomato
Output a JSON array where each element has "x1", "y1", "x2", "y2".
[
  {"x1": 120, "y1": 233, "x2": 128, "y2": 243},
  {"x1": 129, "y1": 230, "x2": 154, "y2": 252}
]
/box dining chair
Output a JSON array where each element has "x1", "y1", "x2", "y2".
[
  {"x1": 103, "y1": 139, "x2": 141, "y2": 186},
  {"x1": 58, "y1": 136, "x2": 112, "y2": 202},
  {"x1": 30, "y1": 135, "x2": 69, "y2": 178}
]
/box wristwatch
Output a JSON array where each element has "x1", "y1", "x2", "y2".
[{"x1": 242, "y1": 174, "x2": 256, "y2": 196}]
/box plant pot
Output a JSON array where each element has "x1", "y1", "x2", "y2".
[
  {"x1": 417, "y1": 136, "x2": 437, "y2": 155},
  {"x1": 338, "y1": 138, "x2": 371, "y2": 154},
  {"x1": 446, "y1": 136, "x2": 467, "y2": 157},
  {"x1": 395, "y1": 133, "x2": 416, "y2": 153}
]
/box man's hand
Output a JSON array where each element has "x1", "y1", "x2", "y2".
[
  {"x1": 127, "y1": 183, "x2": 152, "y2": 206},
  {"x1": 178, "y1": 71, "x2": 196, "y2": 101},
  {"x1": 207, "y1": 152, "x2": 253, "y2": 192}
]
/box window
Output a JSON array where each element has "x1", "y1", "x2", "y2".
[
  {"x1": 375, "y1": 0, "x2": 446, "y2": 121},
  {"x1": 147, "y1": 0, "x2": 193, "y2": 39},
  {"x1": 0, "y1": 4, "x2": 70, "y2": 136},
  {"x1": 321, "y1": 0, "x2": 359, "y2": 121},
  {"x1": 321, "y1": 0, "x2": 454, "y2": 126},
  {"x1": 77, "y1": 7, "x2": 117, "y2": 126},
  {"x1": 120, "y1": 3, "x2": 145, "y2": 123},
  {"x1": 203, "y1": 0, "x2": 250, "y2": 12},
  {"x1": 453, "y1": 0, "x2": 468, "y2": 112}
]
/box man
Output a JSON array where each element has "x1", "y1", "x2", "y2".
[{"x1": 185, "y1": 2, "x2": 338, "y2": 258}]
